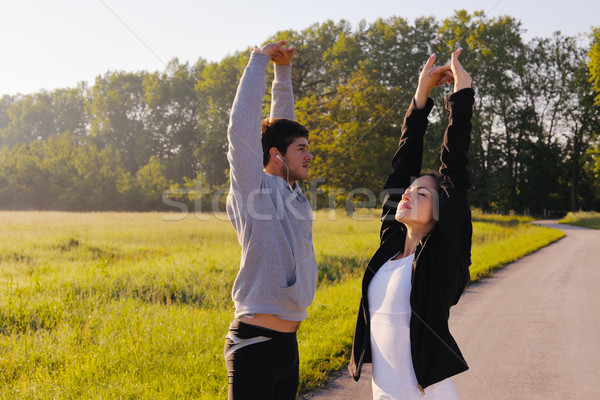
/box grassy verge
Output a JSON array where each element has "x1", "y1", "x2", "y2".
[
  {"x1": 469, "y1": 209, "x2": 565, "y2": 280},
  {"x1": 558, "y1": 211, "x2": 600, "y2": 229},
  {"x1": 0, "y1": 210, "x2": 563, "y2": 398}
]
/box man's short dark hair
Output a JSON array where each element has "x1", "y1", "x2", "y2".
[{"x1": 261, "y1": 118, "x2": 309, "y2": 167}]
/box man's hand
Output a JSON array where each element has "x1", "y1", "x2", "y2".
[
  {"x1": 271, "y1": 46, "x2": 295, "y2": 65},
  {"x1": 252, "y1": 40, "x2": 294, "y2": 65}
]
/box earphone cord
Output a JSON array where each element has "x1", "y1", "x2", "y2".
[
  {"x1": 281, "y1": 159, "x2": 293, "y2": 192},
  {"x1": 276, "y1": 155, "x2": 294, "y2": 192}
]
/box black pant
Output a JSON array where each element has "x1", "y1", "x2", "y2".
[{"x1": 224, "y1": 320, "x2": 299, "y2": 400}]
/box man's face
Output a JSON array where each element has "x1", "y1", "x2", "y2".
[{"x1": 283, "y1": 137, "x2": 313, "y2": 181}]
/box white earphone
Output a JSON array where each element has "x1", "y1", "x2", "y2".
[{"x1": 274, "y1": 154, "x2": 293, "y2": 192}]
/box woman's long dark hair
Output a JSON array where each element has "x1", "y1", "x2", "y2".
[{"x1": 418, "y1": 171, "x2": 443, "y2": 190}]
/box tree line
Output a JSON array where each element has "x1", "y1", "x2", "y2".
[{"x1": 1, "y1": 10, "x2": 599, "y2": 213}]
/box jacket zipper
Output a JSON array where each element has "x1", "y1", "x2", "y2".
[{"x1": 417, "y1": 384, "x2": 425, "y2": 397}]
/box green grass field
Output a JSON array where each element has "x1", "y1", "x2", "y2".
[
  {"x1": 0, "y1": 210, "x2": 564, "y2": 399},
  {"x1": 559, "y1": 211, "x2": 600, "y2": 229}
]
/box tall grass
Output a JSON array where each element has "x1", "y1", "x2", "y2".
[
  {"x1": 559, "y1": 211, "x2": 600, "y2": 229},
  {"x1": 0, "y1": 210, "x2": 562, "y2": 398}
]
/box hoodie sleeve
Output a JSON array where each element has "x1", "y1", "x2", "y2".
[
  {"x1": 226, "y1": 52, "x2": 270, "y2": 198},
  {"x1": 269, "y1": 63, "x2": 295, "y2": 121}
]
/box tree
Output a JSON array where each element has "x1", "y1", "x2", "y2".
[
  {"x1": 144, "y1": 58, "x2": 203, "y2": 182},
  {"x1": 446, "y1": 12, "x2": 527, "y2": 210},
  {"x1": 52, "y1": 84, "x2": 89, "y2": 140},
  {"x1": 0, "y1": 92, "x2": 56, "y2": 147},
  {"x1": 589, "y1": 27, "x2": 600, "y2": 106},
  {"x1": 136, "y1": 155, "x2": 172, "y2": 210},
  {"x1": 89, "y1": 71, "x2": 152, "y2": 174},
  {"x1": 195, "y1": 52, "x2": 247, "y2": 188}
]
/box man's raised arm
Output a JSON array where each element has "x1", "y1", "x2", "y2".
[
  {"x1": 227, "y1": 41, "x2": 290, "y2": 196},
  {"x1": 270, "y1": 45, "x2": 296, "y2": 121}
]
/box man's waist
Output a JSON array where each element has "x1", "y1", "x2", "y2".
[{"x1": 237, "y1": 314, "x2": 302, "y2": 333}]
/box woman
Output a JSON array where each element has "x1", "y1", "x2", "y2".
[{"x1": 349, "y1": 50, "x2": 474, "y2": 399}]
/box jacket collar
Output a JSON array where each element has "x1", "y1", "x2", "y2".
[{"x1": 363, "y1": 228, "x2": 405, "y2": 282}]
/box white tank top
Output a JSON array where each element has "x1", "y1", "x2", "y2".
[
  {"x1": 367, "y1": 253, "x2": 458, "y2": 399},
  {"x1": 368, "y1": 253, "x2": 414, "y2": 316}
]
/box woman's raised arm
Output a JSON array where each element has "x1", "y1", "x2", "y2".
[
  {"x1": 438, "y1": 49, "x2": 473, "y2": 190},
  {"x1": 380, "y1": 54, "x2": 453, "y2": 236}
]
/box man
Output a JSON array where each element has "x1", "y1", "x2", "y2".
[{"x1": 224, "y1": 40, "x2": 317, "y2": 400}]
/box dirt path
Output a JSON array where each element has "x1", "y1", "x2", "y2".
[{"x1": 305, "y1": 221, "x2": 600, "y2": 399}]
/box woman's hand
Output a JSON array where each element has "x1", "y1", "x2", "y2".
[
  {"x1": 414, "y1": 54, "x2": 454, "y2": 108},
  {"x1": 449, "y1": 49, "x2": 472, "y2": 92},
  {"x1": 252, "y1": 40, "x2": 295, "y2": 65}
]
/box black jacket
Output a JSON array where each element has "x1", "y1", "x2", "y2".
[{"x1": 348, "y1": 88, "x2": 475, "y2": 390}]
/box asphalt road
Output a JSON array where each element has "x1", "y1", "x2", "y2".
[{"x1": 305, "y1": 221, "x2": 600, "y2": 399}]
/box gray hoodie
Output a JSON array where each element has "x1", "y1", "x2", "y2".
[{"x1": 226, "y1": 52, "x2": 317, "y2": 321}]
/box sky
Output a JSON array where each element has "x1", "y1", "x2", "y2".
[{"x1": 1, "y1": 0, "x2": 598, "y2": 96}]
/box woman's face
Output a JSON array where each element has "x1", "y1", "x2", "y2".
[{"x1": 395, "y1": 175, "x2": 439, "y2": 227}]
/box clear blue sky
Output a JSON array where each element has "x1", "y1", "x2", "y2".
[{"x1": 1, "y1": 0, "x2": 598, "y2": 96}]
